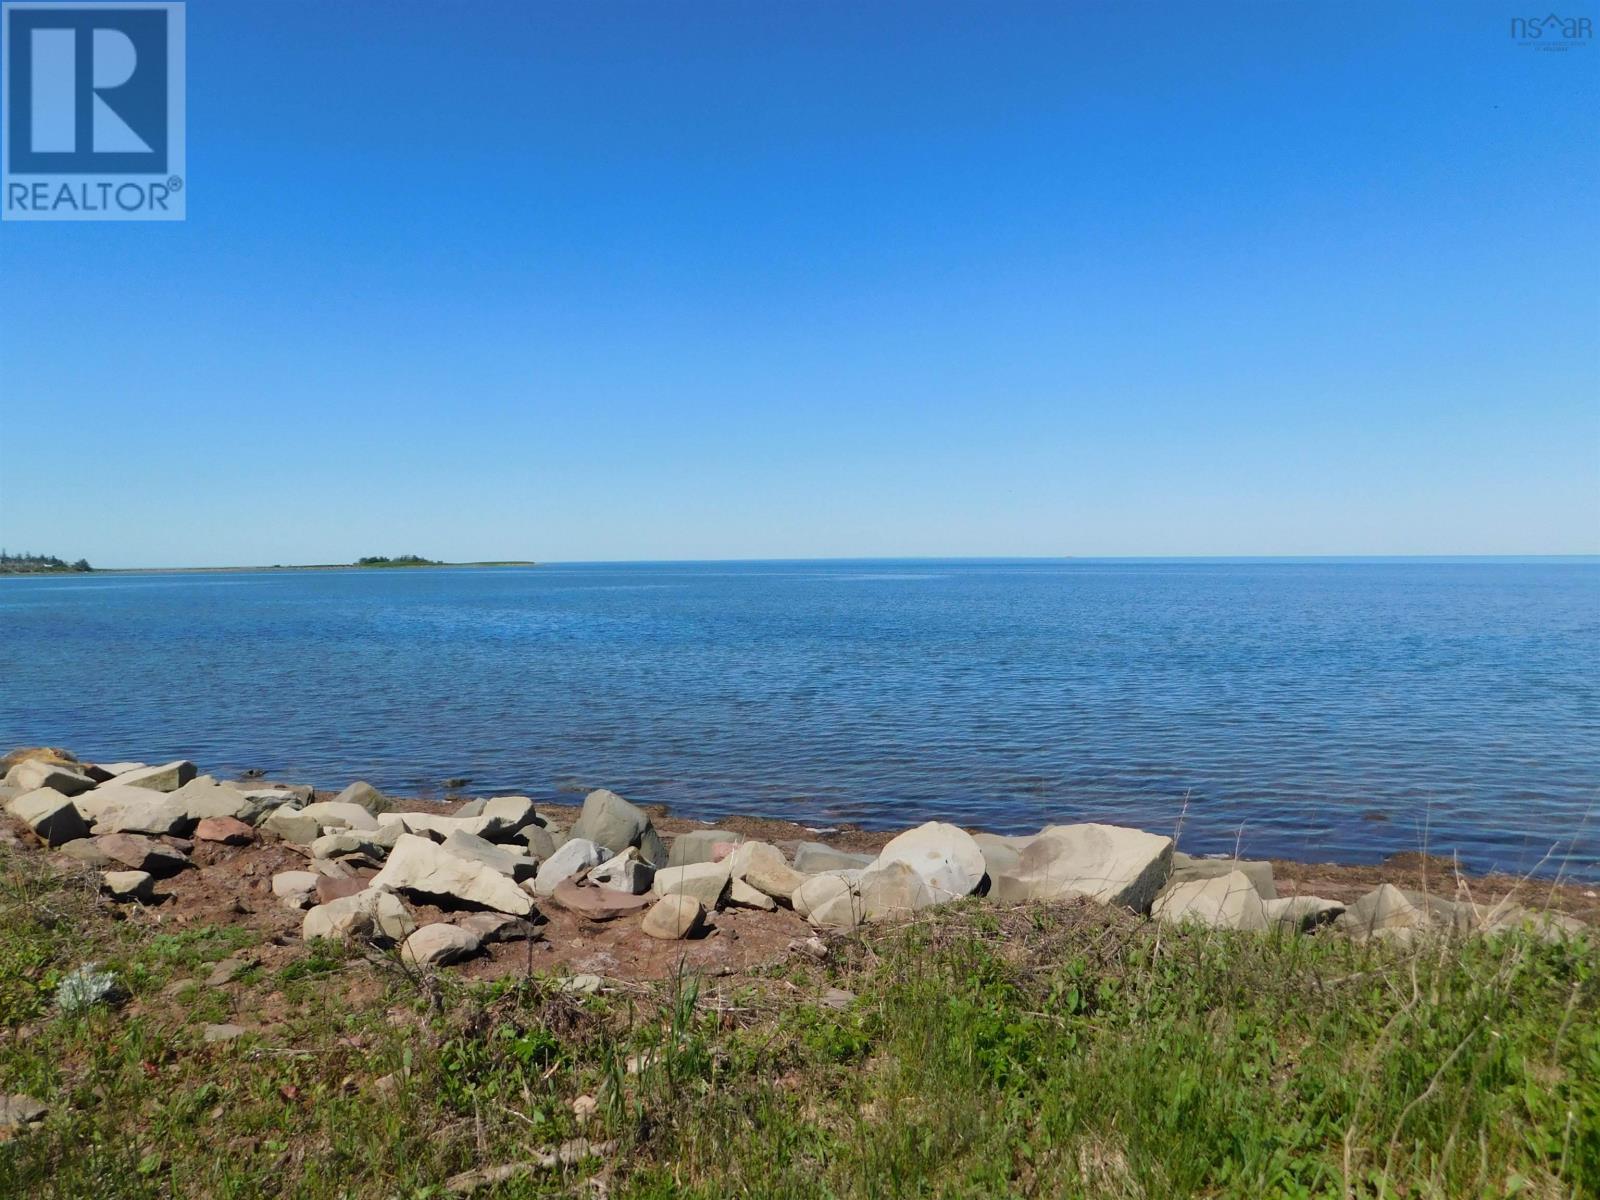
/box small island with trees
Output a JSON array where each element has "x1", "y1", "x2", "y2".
[
  {"x1": 0, "y1": 551, "x2": 92, "y2": 575},
  {"x1": 354, "y1": 554, "x2": 444, "y2": 568},
  {"x1": 1, "y1": 552, "x2": 536, "y2": 575}
]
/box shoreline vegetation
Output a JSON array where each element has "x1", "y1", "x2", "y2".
[
  {"x1": 1, "y1": 746, "x2": 1595, "y2": 1197},
  {"x1": 0, "y1": 552, "x2": 92, "y2": 575},
  {"x1": 1, "y1": 556, "x2": 537, "y2": 576},
  {"x1": 355, "y1": 554, "x2": 444, "y2": 567}
]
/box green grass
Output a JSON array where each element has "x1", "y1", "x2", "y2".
[{"x1": 1, "y1": 842, "x2": 1594, "y2": 1198}]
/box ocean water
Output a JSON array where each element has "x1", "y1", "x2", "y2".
[{"x1": 1, "y1": 559, "x2": 1596, "y2": 879}]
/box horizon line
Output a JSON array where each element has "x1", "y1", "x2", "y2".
[{"x1": 12, "y1": 552, "x2": 1600, "y2": 575}]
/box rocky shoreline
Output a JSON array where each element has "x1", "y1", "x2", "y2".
[{"x1": 1, "y1": 747, "x2": 1591, "y2": 983}]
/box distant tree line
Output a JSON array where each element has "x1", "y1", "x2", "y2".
[
  {"x1": 354, "y1": 554, "x2": 442, "y2": 567},
  {"x1": 0, "y1": 550, "x2": 92, "y2": 574}
]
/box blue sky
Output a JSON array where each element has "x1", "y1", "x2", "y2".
[{"x1": 1, "y1": 0, "x2": 1596, "y2": 566}]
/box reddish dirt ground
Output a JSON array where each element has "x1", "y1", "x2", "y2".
[{"x1": 8, "y1": 784, "x2": 1597, "y2": 997}]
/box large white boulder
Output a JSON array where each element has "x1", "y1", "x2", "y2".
[
  {"x1": 1153, "y1": 870, "x2": 1269, "y2": 932},
  {"x1": 875, "y1": 821, "x2": 985, "y2": 903},
  {"x1": 990, "y1": 824, "x2": 1173, "y2": 912},
  {"x1": 370, "y1": 833, "x2": 534, "y2": 915}
]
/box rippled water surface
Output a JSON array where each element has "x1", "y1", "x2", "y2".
[{"x1": 2, "y1": 559, "x2": 1596, "y2": 878}]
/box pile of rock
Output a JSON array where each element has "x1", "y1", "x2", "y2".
[{"x1": 1, "y1": 748, "x2": 1584, "y2": 970}]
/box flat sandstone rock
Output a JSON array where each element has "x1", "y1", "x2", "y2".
[
  {"x1": 990, "y1": 824, "x2": 1173, "y2": 912},
  {"x1": 651, "y1": 860, "x2": 732, "y2": 909},
  {"x1": 109, "y1": 760, "x2": 197, "y2": 793},
  {"x1": 101, "y1": 869, "x2": 155, "y2": 901},
  {"x1": 5, "y1": 787, "x2": 90, "y2": 845},
  {"x1": 4, "y1": 760, "x2": 96, "y2": 796},
  {"x1": 1153, "y1": 870, "x2": 1268, "y2": 932},
  {"x1": 194, "y1": 816, "x2": 254, "y2": 845},
  {"x1": 531, "y1": 838, "x2": 605, "y2": 897},
  {"x1": 302, "y1": 887, "x2": 415, "y2": 944},
  {"x1": 728, "y1": 840, "x2": 807, "y2": 903},
  {"x1": 857, "y1": 860, "x2": 935, "y2": 922},
  {"x1": 401, "y1": 922, "x2": 481, "y2": 967},
  {"x1": 642, "y1": 895, "x2": 705, "y2": 940},
  {"x1": 370, "y1": 833, "x2": 533, "y2": 915},
  {"x1": 551, "y1": 879, "x2": 653, "y2": 920}
]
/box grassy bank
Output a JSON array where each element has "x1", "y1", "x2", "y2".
[{"x1": 1, "y1": 839, "x2": 1594, "y2": 1199}]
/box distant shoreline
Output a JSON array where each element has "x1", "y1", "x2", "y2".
[
  {"x1": 1, "y1": 561, "x2": 539, "y2": 577},
  {"x1": 108, "y1": 562, "x2": 540, "y2": 575},
  {"x1": 8, "y1": 555, "x2": 1595, "y2": 577}
]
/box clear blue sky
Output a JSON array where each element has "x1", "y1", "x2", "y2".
[{"x1": 1, "y1": 0, "x2": 1596, "y2": 566}]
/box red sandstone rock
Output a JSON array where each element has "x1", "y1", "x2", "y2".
[
  {"x1": 550, "y1": 879, "x2": 653, "y2": 921},
  {"x1": 195, "y1": 817, "x2": 254, "y2": 845}
]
